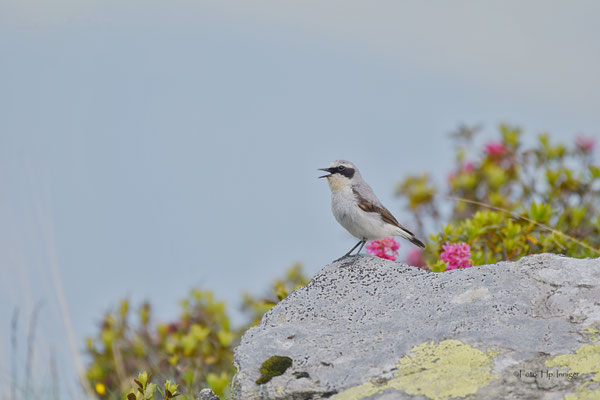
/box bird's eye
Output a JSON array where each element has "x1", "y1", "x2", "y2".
[{"x1": 338, "y1": 165, "x2": 346, "y2": 171}]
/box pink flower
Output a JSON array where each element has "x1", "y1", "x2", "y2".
[
  {"x1": 439, "y1": 242, "x2": 472, "y2": 270},
  {"x1": 575, "y1": 134, "x2": 595, "y2": 153},
  {"x1": 448, "y1": 161, "x2": 475, "y2": 183},
  {"x1": 462, "y1": 161, "x2": 475, "y2": 173},
  {"x1": 406, "y1": 248, "x2": 426, "y2": 268},
  {"x1": 447, "y1": 171, "x2": 457, "y2": 183},
  {"x1": 485, "y1": 141, "x2": 506, "y2": 157},
  {"x1": 366, "y1": 238, "x2": 400, "y2": 261}
]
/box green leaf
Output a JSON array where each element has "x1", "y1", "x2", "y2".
[
  {"x1": 500, "y1": 124, "x2": 521, "y2": 147},
  {"x1": 189, "y1": 324, "x2": 210, "y2": 342},
  {"x1": 164, "y1": 380, "x2": 178, "y2": 395},
  {"x1": 430, "y1": 260, "x2": 447, "y2": 273},
  {"x1": 207, "y1": 372, "x2": 231, "y2": 398},
  {"x1": 181, "y1": 334, "x2": 197, "y2": 356},
  {"x1": 144, "y1": 383, "x2": 156, "y2": 398},
  {"x1": 217, "y1": 330, "x2": 235, "y2": 347},
  {"x1": 138, "y1": 371, "x2": 149, "y2": 387}
]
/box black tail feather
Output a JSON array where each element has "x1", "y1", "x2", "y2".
[{"x1": 409, "y1": 236, "x2": 426, "y2": 249}]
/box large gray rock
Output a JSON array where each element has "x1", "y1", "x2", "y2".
[{"x1": 232, "y1": 254, "x2": 600, "y2": 400}]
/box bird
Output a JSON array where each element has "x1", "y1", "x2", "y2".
[{"x1": 319, "y1": 160, "x2": 425, "y2": 263}]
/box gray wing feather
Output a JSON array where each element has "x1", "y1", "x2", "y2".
[
  {"x1": 351, "y1": 178, "x2": 382, "y2": 206},
  {"x1": 352, "y1": 181, "x2": 426, "y2": 249}
]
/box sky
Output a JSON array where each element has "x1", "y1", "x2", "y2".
[{"x1": 1, "y1": 0, "x2": 599, "y2": 396}]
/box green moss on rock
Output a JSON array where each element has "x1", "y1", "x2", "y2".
[{"x1": 256, "y1": 355, "x2": 293, "y2": 385}]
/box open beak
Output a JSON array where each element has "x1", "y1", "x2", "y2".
[{"x1": 318, "y1": 168, "x2": 332, "y2": 179}]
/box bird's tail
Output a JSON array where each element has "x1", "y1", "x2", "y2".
[
  {"x1": 397, "y1": 228, "x2": 426, "y2": 249},
  {"x1": 408, "y1": 236, "x2": 426, "y2": 249}
]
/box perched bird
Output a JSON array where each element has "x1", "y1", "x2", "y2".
[{"x1": 319, "y1": 160, "x2": 425, "y2": 262}]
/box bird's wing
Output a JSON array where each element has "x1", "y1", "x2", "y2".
[
  {"x1": 351, "y1": 179, "x2": 381, "y2": 205},
  {"x1": 352, "y1": 187, "x2": 416, "y2": 235},
  {"x1": 352, "y1": 183, "x2": 425, "y2": 248}
]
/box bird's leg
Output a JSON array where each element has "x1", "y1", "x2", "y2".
[
  {"x1": 333, "y1": 240, "x2": 363, "y2": 262},
  {"x1": 349, "y1": 240, "x2": 367, "y2": 266},
  {"x1": 344, "y1": 240, "x2": 364, "y2": 258}
]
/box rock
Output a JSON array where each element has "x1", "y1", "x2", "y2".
[
  {"x1": 231, "y1": 253, "x2": 600, "y2": 399},
  {"x1": 197, "y1": 388, "x2": 220, "y2": 400}
]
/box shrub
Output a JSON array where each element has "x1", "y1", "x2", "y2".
[
  {"x1": 396, "y1": 126, "x2": 599, "y2": 271},
  {"x1": 85, "y1": 265, "x2": 308, "y2": 399}
]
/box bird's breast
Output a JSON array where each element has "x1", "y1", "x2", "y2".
[{"x1": 331, "y1": 190, "x2": 356, "y2": 221}]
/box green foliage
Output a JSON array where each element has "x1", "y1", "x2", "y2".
[
  {"x1": 126, "y1": 371, "x2": 180, "y2": 400},
  {"x1": 397, "y1": 125, "x2": 600, "y2": 271},
  {"x1": 255, "y1": 356, "x2": 293, "y2": 385},
  {"x1": 85, "y1": 265, "x2": 309, "y2": 400},
  {"x1": 241, "y1": 263, "x2": 309, "y2": 326}
]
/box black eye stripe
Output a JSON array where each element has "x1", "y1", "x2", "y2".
[{"x1": 336, "y1": 167, "x2": 354, "y2": 179}]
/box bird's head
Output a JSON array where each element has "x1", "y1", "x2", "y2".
[{"x1": 318, "y1": 160, "x2": 357, "y2": 192}]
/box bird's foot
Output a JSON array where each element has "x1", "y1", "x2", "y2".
[
  {"x1": 333, "y1": 254, "x2": 350, "y2": 263},
  {"x1": 337, "y1": 254, "x2": 361, "y2": 267},
  {"x1": 348, "y1": 254, "x2": 360, "y2": 267}
]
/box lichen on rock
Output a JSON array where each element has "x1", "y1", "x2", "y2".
[
  {"x1": 332, "y1": 340, "x2": 498, "y2": 400},
  {"x1": 256, "y1": 356, "x2": 293, "y2": 385},
  {"x1": 545, "y1": 342, "x2": 600, "y2": 400}
]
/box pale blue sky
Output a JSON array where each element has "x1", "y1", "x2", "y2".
[{"x1": 1, "y1": 1, "x2": 599, "y2": 395}]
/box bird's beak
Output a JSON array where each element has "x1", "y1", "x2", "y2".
[{"x1": 318, "y1": 168, "x2": 332, "y2": 179}]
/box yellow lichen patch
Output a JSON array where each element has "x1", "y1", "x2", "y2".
[
  {"x1": 563, "y1": 388, "x2": 600, "y2": 400},
  {"x1": 546, "y1": 344, "x2": 600, "y2": 381},
  {"x1": 584, "y1": 328, "x2": 600, "y2": 343},
  {"x1": 332, "y1": 340, "x2": 498, "y2": 400},
  {"x1": 545, "y1": 344, "x2": 600, "y2": 400}
]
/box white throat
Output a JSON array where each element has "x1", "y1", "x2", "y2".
[{"x1": 327, "y1": 174, "x2": 351, "y2": 192}]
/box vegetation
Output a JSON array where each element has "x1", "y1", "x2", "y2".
[
  {"x1": 85, "y1": 265, "x2": 308, "y2": 399},
  {"x1": 397, "y1": 126, "x2": 599, "y2": 271}
]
